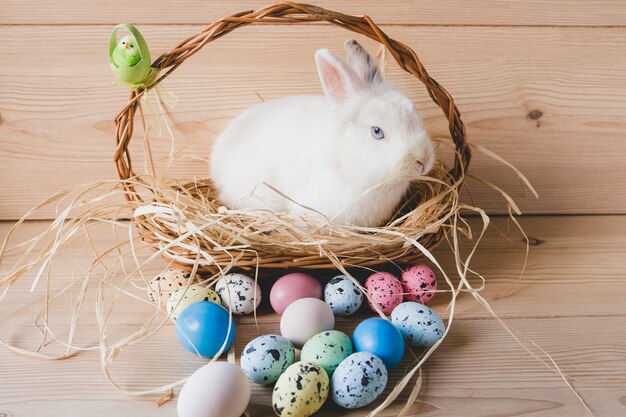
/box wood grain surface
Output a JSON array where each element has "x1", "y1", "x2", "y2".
[
  {"x1": 0, "y1": 216, "x2": 625, "y2": 417},
  {"x1": 1, "y1": 23, "x2": 626, "y2": 219},
  {"x1": 3, "y1": 0, "x2": 626, "y2": 26}
]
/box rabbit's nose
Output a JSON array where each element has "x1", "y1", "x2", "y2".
[{"x1": 415, "y1": 160, "x2": 425, "y2": 174}]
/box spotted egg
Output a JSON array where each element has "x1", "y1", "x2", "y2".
[
  {"x1": 240, "y1": 335, "x2": 295, "y2": 385},
  {"x1": 401, "y1": 263, "x2": 437, "y2": 303},
  {"x1": 364, "y1": 272, "x2": 403, "y2": 315},
  {"x1": 147, "y1": 268, "x2": 195, "y2": 305},
  {"x1": 166, "y1": 285, "x2": 221, "y2": 320},
  {"x1": 300, "y1": 330, "x2": 353, "y2": 376},
  {"x1": 323, "y1": 275, "x2": 363, "y2": 316},
  {"x1": 215, "y1": 273, "x2": 261, "y2": 315},
  {"x1": 391, "y1": 302, "x2": 445, "y2": 348},
  {"x1": 331, "y1": 352, "x2": 388, "y2": 409},
  {"x1": 272, "y1": 361, "x2": 329, "y2": 417}
]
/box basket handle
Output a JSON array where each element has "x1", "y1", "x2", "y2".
[{"x1": 113, "y1": 2, "x2": 470, "y2": 200}]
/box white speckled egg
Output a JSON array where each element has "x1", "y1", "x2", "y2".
[
  {"x1": 240, "y1": 335, "x2": 295, "y2": 385},
  {"x1": 331, "y1": 352, "x2": 388, "y2": 409},
  {"x1": 147, "y1": 268, "x2": 195, "y2": 305},
  {"x1": 167, "y1": 285, "x2": 221, "y2": 320},
  {"x1": 215, "y1": 273, "x2": 261, "y2": 315},
  {"x1": 390, "y1": 302, "x2": 445, "y2": 348},
  {"x1": 272, "y1": 361, "x2": 329, "y2": 417},
  {"x1": 300, "y1": 330, "x2": 353, "y2": 376},
  {"x1": 323, "y1": 275, "x2": 363, "y2": 316}
]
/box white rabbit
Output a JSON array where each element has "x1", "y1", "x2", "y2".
[{"x1": 210, "y1": 40, "x2": 435, "y2": 227}]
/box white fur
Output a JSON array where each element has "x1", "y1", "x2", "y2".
[{"x1": 210, "y1": 40, "x2": 435, "y2": 227}]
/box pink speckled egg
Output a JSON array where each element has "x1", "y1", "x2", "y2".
[
  {"x1": 401, "y1": 263, "x2": 437, "y2": 303},
  {"x1": 364, "y1": 272, "x2": 403, "y2": 315},
  {"x1": 270, "y1": 273, "x2": 322, "y2": 314}
]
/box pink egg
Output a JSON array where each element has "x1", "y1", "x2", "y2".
[
  {"x1": 280, "y1": 298, "x2": 335, "y2": 347},
  {"x1": 270, "y1": 273, "x2": 322, "y2": 314},
  {"x1": 401, "y1": 263, "x2": 437, "y2": 303},
  {"x1": 365, "y1": 272, "x2": 403, "y2": 315}
]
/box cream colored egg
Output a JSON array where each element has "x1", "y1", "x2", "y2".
[
  {"x1": 147, "y1": 268, "x2": 195, "y2": 305},
  {"x1": 167, "y1": 285, "x2": 221, "y2": 320},
  {"x1": 272, "y1": 361, "x2": 329, "y2": 417},
  {"x1": 177, "y1": 362, "x2": 250, "y2": 417}
]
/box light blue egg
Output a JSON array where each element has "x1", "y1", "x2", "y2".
[
  {"x1": 240, "y1": 335, "x2": 295, "y2": 385},
  {"x1": 331, "y1": 352, "x2": 388, "y2": 409},
  {"x1": 324, "y1": 275, "x2": 363, "y2": 316},
  {"x1": 390, "y1": 302, "x2": 445, "y2": 348}
]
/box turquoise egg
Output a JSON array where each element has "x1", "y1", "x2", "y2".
[{"x1": 300, "y1": 330, "x2": 353, "y2": 376}]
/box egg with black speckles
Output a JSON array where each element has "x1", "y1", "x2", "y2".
[
  {"x1": 240, "y1": 335, "x2": 295, "y2": 385},
  {"x1": 300, "y1": 330, "x2": 353, "y2": 376},
  {"x1": 391, "y1": 302, "x2": 445, "y2": 348},
  {"x1": 323, "y1": 275, "x2": 363, "y2": 316},
  {"x1": 167, "y1": 285, "x2": 221, "y2": 320},
  {"x1": 147, "y1": 268, "x2": 195, "y2": 305},
  {"x1": 272, "y1": 361, "x2": 329, "y2": 417},
  {"x1": 401, "y1": 263, "x2": 437, "y2": 303},
  {"x1": 364, "y1": 271, "x2": 403, "y2": 315},
  {"x1": 331, "y1": 352, "x2": 388, "y2": 409},
  {"x1": 215, "y1": 273, "x2": 261, "y2": 315}
]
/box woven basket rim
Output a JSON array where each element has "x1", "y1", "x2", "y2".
[{"x1": 112, "y1": 1, "x2": 471, "y2": 271}]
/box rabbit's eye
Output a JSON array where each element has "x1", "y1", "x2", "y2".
[{"x1": 371, "y1": 126, "x2": 385, "y2": 140}]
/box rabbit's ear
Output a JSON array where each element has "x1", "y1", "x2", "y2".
[
  {"x1": 315, "y1": 48, "x2": 359, "y2": 102},
  {"x1": 344, "y1": 39, "x2": 383, "y2": 85}
]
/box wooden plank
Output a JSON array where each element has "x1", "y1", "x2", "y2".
[
  {"x1": 3, "y1": 0, "x2": 626, "y2": 26},
  {"x1": 0, "y1": 215, "x2": 624, "y2": 416},
  {"x1": 1, "y1": 25, "x2": 626, "y2": 219}
]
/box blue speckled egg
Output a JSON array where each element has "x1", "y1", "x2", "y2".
[
  {"x1": 390, "y1": 302, "x2": 445, "y2": 348},
  {"x1": 240, "y1": 335, "x2": 295, "y2": 385},
  {"x1": 300, "y1": 330, "x2": 353, "y2": 376},
  {"x1": 323, "y1": 275, "x2": 363, "y2": 316},
  {"x1": 331, "y1": 352, "x2": 388, "y2": 409}
]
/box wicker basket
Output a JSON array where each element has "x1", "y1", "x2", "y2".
[{"x1": 113, "y1": 2, "x2": 470, "y2": 273}]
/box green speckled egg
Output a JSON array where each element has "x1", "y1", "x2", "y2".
[
  {"x1": 167, "y1": 285, "x2": 221, "y2": 320},
  {"x1": 300, "y1": 330, "x2": 353, "y2": 376},
  {"x1": 272, "y1": 361, "x2": 329, "y2": 417}
]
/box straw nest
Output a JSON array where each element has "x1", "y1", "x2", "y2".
[{"x1": 114, "y1": 2, "x2": 471, "y2": 273}]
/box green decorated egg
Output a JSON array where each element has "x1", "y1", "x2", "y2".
[{"x1": 300, "y1": 330, "x2": 353, "y2": 376}]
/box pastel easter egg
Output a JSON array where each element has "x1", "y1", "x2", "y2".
[
  {"x1": 167, "y1": 285, "x2": 221, "y2": 320},
  {"x1": 177, "y1": 361, "x2": 250, "y2": 417},
  {"x1": 147, "y1": 268, "x2": 195, "y2": 305},
  {"x1": 364, "y1": 272, "x2": 403, "y2": 314},
  {"x1": 401, "y1": 263, "x2": 437, "y2": 303},
  {"x1": 270, "y1": 273, "x2": 322, "y2": 314},
  {"x1": 240, "y1": 335, "x2": 295, "y2": 385},
  {"x1": 300, "y1": 330, "x2": 353, "y2": 376},
  {"x1": 391, "y1": 302, "x2": 445, "y2": 348},
  {"x1": 280, "y1": 298, "x2": 334, "y2": 347},
  {"x1": 175, "y1": 302, "x2": 235, "y2": 358},
  {"x1": 272, "y1": 361, "x2": 329, "y2": 417},
  {"x1": 215, "y1": 273, "x2": 261, "y2": 315},
  {"x1": 331, "y1": 352, "x2": 388, "y2": 409},
  {"x1": 352, "y1": 317, "x2": 405, "y2": 369},
  {"x1": 324, "y1": 275, "x2": 363, "y2": 316}
]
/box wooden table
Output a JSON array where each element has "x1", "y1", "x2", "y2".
[{"x1": 1, "y1": 216, "x2": 624, "y2": 417}]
